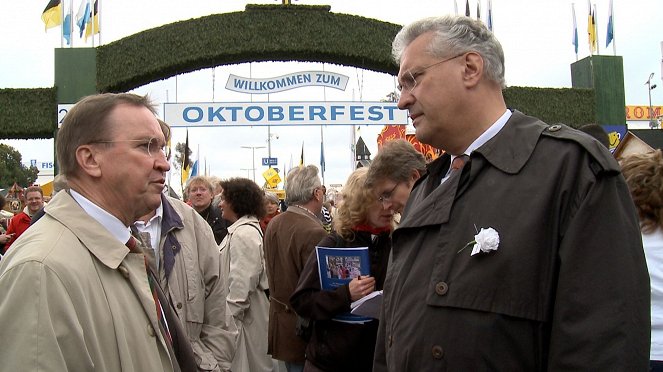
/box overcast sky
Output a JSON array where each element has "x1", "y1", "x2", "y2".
[{"x1": 1, "y1": 0, "x2": 661, "y2": 191}]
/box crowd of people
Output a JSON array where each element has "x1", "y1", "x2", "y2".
[{"x1": 0, "y1": 13, "x2": 659, "y2": 372}]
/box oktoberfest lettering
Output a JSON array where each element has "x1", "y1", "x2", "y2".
[{"x1": 164, "y1": 102, "x2": 407, "y2": 127}]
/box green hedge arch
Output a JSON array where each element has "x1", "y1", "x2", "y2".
[
  {"x1": 0, "y1": 4, "x2": 595, "y2": 140},
  {"x1": 97, "y1": 4, "x2": 401, "y2": 93}
]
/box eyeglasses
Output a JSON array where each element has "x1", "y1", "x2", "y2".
[
  {"x1": 189, "y1": 186, "x2": 211, "y2": 194},
  {"x1": 397, "y1": 52, "x2": 466, "y2": 93},
  {"x1": 377, "y1": 182, "x2": 400, "y2": 205},
  {"x1": 92, "y1": 137, "x2": 170, "y2": 160}
]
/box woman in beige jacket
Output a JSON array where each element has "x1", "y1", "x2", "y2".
[{"x1": 218, "y1": 178, "x2": 272, "y2": 372}]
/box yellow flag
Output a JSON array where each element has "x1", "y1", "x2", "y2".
[
  {"x1": 587, "y1": 3, "x2": 597, "y2": 53},
  {"x1": 41, "y1": 0, "x2": 62, "y2": 31}
]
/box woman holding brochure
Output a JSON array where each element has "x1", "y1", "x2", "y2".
[{"x1": 290, "y1": 167, "x2": 395, "y2": 372}]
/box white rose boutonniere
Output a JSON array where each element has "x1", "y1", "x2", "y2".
[{"x1": 458, "y1": 227, "x2": 500, "y2": 256}]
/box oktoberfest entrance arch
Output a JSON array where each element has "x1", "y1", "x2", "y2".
[{"x1": 1, "y1": 3, "x2": 594, "y2": 140}]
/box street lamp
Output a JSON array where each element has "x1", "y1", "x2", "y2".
[
  {"x1": 266, "y1": 127, "x2": 279, "y2": 164},
  {"x1": 240, "y1": 145, "x2": 266, "y2": 183},
  {"x1": 646, "y1": 72, "x2": 658, "y2": 129}
]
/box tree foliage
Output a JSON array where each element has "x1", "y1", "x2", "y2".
[
  {"x1": 0, "y1": 144, "x2": 39, "y2": 189},
  {"x1": 173, "y1": 142, "x2": 191, "y2": 171}
]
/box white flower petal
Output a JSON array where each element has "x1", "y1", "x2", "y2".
[{"x1": 470, "y1": 244, "x2": 481, "y2": 256}]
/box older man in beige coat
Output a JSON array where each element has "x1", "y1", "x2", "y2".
[
  {"x1": 136, "y1": 192, "x2": 238, "y2": 372},
  {"x1": 0, "y1": 93, "x2": 195, "y2": 371}
]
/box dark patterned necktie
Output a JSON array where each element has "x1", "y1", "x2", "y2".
[{"x1": 125, "y1": 235, "x2": 172, "y2": 344}]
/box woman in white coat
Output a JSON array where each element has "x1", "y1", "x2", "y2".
[{"x1": 218, "y1": 177, "x2": 272, "y2": 372}]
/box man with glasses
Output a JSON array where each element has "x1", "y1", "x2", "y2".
[
  {"x1": 374, "y1": 16, "x2": 649, "y2": 371},
  {"x1": 0, "y1": 93, "x2": 195, "y2": 371}
]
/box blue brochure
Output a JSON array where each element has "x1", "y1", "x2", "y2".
[{"x1": 316, "y1": 246, "x2": 373, "y2": 323}]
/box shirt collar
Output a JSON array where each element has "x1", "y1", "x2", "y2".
[
  {"x1": 135, "y1": 201, "x2": 163, "y2": 228},
  {"x1": 70, "y1": 189, "x2": 131, "y2": 244},
  {"x1": 449, "y1": 109, "x2": 512, "y2": 168}
]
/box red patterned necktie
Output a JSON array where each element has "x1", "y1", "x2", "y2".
[
  {"x1": 451, "y1": 155, "x2": 469, "y2": 171},
  {"x1": 125, "y1": 236, "x2": 172, "y2": 344}
]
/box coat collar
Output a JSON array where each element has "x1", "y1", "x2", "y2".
[
  {"x1": 227, "y1": 215, "x2": 260, "y2": 234},
  {"x1": 399, "y1": 110, "x2": 547, "y2": 229},
  {"x1": 472, "y1": 110, "x2": 547, "y2": 175},
  {"x1": 160, "y1": 194, "x2": 185, "y2": 279},
  {"x1": 45, "y1": 191, "x2": 129, "y2": 269},
  {"x1": 160, "y1": 194, "x2": 184, "y2": 234},
  {"x1": 286, "y1": 205, "x2": 323, "y2": 226}
]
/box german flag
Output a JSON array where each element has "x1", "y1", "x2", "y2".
[
  {"x1": 41, "y1": 0, "x2": 62, "y2": 31},
  {"x1": 181, "y1": 130, "x2": 191, "y2": 186}
]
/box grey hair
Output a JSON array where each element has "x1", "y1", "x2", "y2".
[
  {"x1": 285, "y1": 165, "x2": 321, "y2": 205},
  {"x1": 366, "y1": 139, "x2": 427, "y2": 186},
  {"x1": 392, "y1": 15, "x2": 506, "y2": 89}
]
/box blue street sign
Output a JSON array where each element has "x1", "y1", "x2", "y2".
[{"x1": 262, "y1": 157, "x2": 278, "y2": 166}]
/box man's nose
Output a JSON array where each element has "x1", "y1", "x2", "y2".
[
  {"x1": 155, "y1": 155, "x2": 170, "y2": 172},
  {"x1": 397, "y1": 90, "x2": 414, "y2": 110}
]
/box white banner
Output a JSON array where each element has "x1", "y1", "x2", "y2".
[
  {"x1": 57, "y1": 104, "x2": 75, "y2": 128},
  {"x1": 163, "y1": 102, "x2": 407, "y2": 127},
  {"x1": 225, "y1": 71, "x2": 349, "y2": 94}
]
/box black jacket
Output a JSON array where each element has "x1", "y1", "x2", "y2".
[
  {"x1": 290, "y1": 230, "x2": 391, "y2": 372},
  {"x1": 198, "y1": 204, "x2": 229, "y2": 245}
]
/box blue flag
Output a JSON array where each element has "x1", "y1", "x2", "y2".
[
  {"x1": 572, "y1": 4, "x2": 579, "y2": 54},
  {"x1": 606, "y1": 0, "x2": 614, "y2": 47},
  {"x1": 191, "y1": 160, "x2": 199, "y2": 177},
  {"x1": 76, "y1": 0, "x2": 90, "y2": 38},
  {"x1": 63, "y1": 13, "x2": 72, "y2": 45}
]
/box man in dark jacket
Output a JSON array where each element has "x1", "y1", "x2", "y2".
[
  {"x1": 263, "y1": 165, "x2": 328, "y2": 372},
  {"x1": 374, "y1": 15, "x2": 650, "y2": 371},
  {"x1": 186, "y1": 176, "x2": 229, "y2": 245}
]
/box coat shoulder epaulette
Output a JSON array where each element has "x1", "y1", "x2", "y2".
[{"x1": 540, "y1": 123, "x2": 620, "y2": 176}]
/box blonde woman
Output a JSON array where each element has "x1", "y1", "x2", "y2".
[{"x1": 290, "y1": 167, "x2": 395, "y2": 371}]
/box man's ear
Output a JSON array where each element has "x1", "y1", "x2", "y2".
[
  {"x1": 462, "y1": 52, "x2": 484, "y2": 87},
  {"x1": 410, "y1": 169, "x2": 421, "y2": 183},
  {"x1": 75, "y1": 145, "x2": 103, "y2": 178}
]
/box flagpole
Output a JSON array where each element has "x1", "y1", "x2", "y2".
[
  {"x1": 69, "y1": 0, "x2": 74, "y2": 48},
  {"x1": 321, "y1": 63, "x2": 327, "y2": 185},
  {"x1": 593, "y1": 4, "x2": 599, "y2": 55},
  {"x1": 611, "y1": 0, "x2": 616, "y2": 55},
  {"x1": 587, "y1": 0, "x2": 592, "y2": 56},
  {"x1": 98, "y1": 0, "x2": 102, "y2": 45},
  {"x1": 58, "y1": 0, "x2": 63, "y2": 48},
  {"x1": 91, "y1": 0, "x2": 96, "y2": 47}
]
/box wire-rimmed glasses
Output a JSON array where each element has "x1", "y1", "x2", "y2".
[
  {"x1": 377, "y1": 182, "x2": 400, "y2": 205},
  {"x1": 397, "y1": 52, "x2": 466, "y2": 93},
  {"x1": 91, "y1": 137, "x2": 169, "y2": 160}
]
